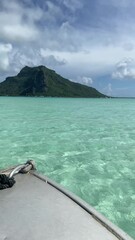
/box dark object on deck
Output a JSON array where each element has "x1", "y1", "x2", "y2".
[{"x1": 0, "y1": 174, "x2": 15, "y2": 190}]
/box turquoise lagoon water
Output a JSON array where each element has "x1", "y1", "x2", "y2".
[{"x1": 0, "y1": 97, "x2": 135, "y2": 238}]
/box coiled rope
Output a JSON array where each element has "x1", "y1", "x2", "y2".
[{"x1": 0, "y1": 160, "x2": 35, "y2": 190}]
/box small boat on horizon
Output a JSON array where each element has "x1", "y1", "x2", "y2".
[{"x1": 0, "y1": 161, "x2": 133, "y2": 240}]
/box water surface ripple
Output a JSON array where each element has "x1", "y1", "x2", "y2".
[{"x1": 0, "y1": 97, "x2": 135, "y2": 238}]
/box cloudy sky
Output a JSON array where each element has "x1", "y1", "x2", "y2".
[{"x1": 1, "y1": 0, "x2": 135, "y2": 97}]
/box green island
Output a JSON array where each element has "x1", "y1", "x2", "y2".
[{"x1": 0, "y1": 66, "x2": 107, "y2": 97}]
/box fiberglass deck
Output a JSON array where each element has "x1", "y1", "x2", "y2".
[{"x1": 0, "y1": 171, "x2": 133, "y2": 240}]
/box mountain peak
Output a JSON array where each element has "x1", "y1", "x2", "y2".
[{"x1": 0, "y1": 66, "x2": 107, "y2": 98}]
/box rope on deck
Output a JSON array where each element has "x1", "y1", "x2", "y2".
[
  {"x1": 0, "y1": 160, "x2": 35, "y2": 190},
  {"x1": 0, "y1": 174, "x2": 15, "y2": 190}
]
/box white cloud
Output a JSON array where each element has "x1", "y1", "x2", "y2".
[
  {"x1": 0, "y1": 43, "x2": 12, "y2": 71},
  {"x1": 112, "y1": 58, "x2": 135, "y2": 79},
  {"x1": 40, "y1": 45, "x2": 130, "y2": 77},
  {"x1": 74, "y1": 76, "x2": 93, "y2": 86}
]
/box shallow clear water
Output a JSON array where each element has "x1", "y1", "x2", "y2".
[{"x1": 0, "y1": 97, "x2": 135, "y2": 238}]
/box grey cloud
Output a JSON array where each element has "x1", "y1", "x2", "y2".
[
  {"x1": 44, "y1": 55, "x2": 67, "y2": 67},
  {"x1": 40, "y1": 51, "x2": 67, "y2": 67},
  {"x1": 100, "y1": 0, "x2": 131, "y2": 8},
  {"x1": 38, "y1": 22, "x2": 84, "y2": 52},
  {"x1": 0, "y1": 1, "x2": 42, "y2": 43},
  {"x1": 63, "y1": 0, "x2": 83, "y2": 12},
  {"x1": 0, "y1": 0, "x2": 83, "y2": 51},
  {"x1": 7, "y1": 48, "x2": 42, "y2": 74},
  {"x1": 7, "y1": 47, "x2": 66, "y2": 75},
  {"x1": 42, "y1": 1, "x2": 65, "y2": 24}
]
